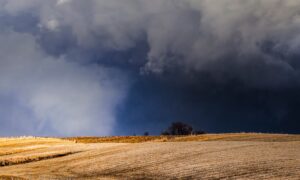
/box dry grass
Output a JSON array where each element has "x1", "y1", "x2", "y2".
[
  {"x1": 0, "y1": 134, "x2": 299, "y2": 179},
  {"x1": 65, "y1": 133, "x2": 300, "y2": 143},
  {"x1": 0, "y1": 137, "x2": 72, "y2": 148},
  {"x1": 65, "y1": 136, "x2": 168, "y2": 143},
  {"x1": 0, "y1": 137, "x2": 74, "y2": 159},
  {"x1": 0, "y1": 175, "x2": 26, "y2": 180}
]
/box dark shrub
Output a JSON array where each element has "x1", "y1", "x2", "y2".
[
  {"x1": 162, "y1": 122, "x2": 193, "y2": 135},
  {"x1": 161, "y1": 130, "x2": 170, "y2": 136}
]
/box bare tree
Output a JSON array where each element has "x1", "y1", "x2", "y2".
[{"x1": 162, "y1": 122, "x2": 193, "y2": 135}]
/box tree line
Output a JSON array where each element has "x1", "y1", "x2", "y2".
[{"x1": 142, "y1": 122, "x2": 205, "y2": 136}]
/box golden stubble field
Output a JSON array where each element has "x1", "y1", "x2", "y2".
[{"x1": 0, "y1": 133, "x2": 299, "y2": 179}]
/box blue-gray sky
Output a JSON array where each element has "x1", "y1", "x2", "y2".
[{"x1": 0, "y1": 0, "x2": 299, "y2": 136}]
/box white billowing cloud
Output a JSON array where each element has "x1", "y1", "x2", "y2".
[
  {"x1": 2, "y1": 0, "x2": 299, "y2": 78},
  {"x1": 56, "y1": 0, "x2": 72, "y2": 6},
  {"x1": 0, "y1": 30, "x2": 128, "y2": 136},
  {"x1": 0, "y1": 0, "x2": 39, "y2": 14},
  {"x1": 44, "y1": 19, "x2": 60, "y2": 31},
  {"x1": 141, "y1": 0, "x2": 300, "y2": 77}
]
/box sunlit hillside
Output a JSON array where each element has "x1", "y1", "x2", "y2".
[{"x1": 0, "y1": 133, "x2": 299, "y2": 179}]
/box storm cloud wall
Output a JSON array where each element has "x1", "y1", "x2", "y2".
[{"x1": 0, "y1": 0, "x2": 300, "y2": 135}]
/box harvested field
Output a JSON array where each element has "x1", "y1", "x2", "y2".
[
  {"x1": 0, "y1": 134, "x2": 299, "y2": 179},
  {"x1": 65, "y1": 133, "x2": 300, "y2": 143}
]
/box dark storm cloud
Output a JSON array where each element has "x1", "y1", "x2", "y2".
[
  {"x1": 0, "y1": 0, "x2": 300, "y2": 135},
  {"x1": 2, "y1": 0, "x2": 298, "y2": 87}
]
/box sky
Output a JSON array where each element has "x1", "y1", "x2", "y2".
[{"x1": 0, "y1": 0, "x2": 300, "y2": 136}]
